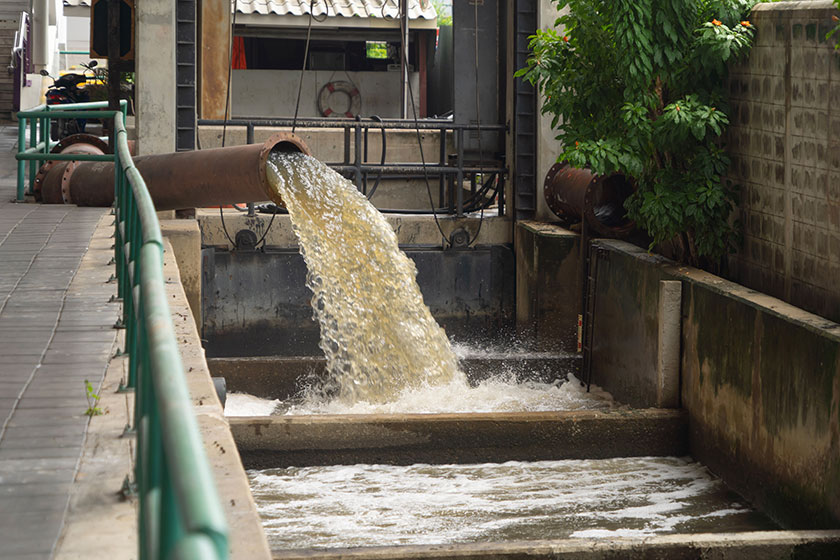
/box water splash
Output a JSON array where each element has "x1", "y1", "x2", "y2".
[{"x1": 266, "y1": 152, "x2": 466, "y2": 404}]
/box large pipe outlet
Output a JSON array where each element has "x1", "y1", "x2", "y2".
[
  {"x1": 543, "y1": 163, "x2": 635, "y2": 238},
  {"x1": 36, "y1": 133, "x2": 311, "y2": 209}
]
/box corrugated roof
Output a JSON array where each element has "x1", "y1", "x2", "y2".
[
  {"x1": 64, "y1": 0, "x2": 435, "y2": 21},
  {"x1": 235, "y1": 0, "x2": 436, "y2": 20}
]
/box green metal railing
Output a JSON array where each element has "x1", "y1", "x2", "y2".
[
  {"x1": 15, "y1": 104, "x2": 229, "y2": 560},
  {"x1": 14, "y1": 101, "x2": 125, "y2": 202}
]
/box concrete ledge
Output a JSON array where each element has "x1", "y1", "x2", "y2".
[
  {"x1": 161, "y1": 239, "x2": 272, "y2": 560},
  {"x1": 752, "y1": 1, "x2": 838, "y2": 16},
  {"x1": 230, "y1": 409, "x2": 688, "y2": 468},
  {"x1": 198, "y1": 210, "x2": 512, "y2": 250},
  {"x1": 160, "y1": 219, "x2": 202, "y2": 328},
  {"x1": 271, "y1": 530, "x2": 840, "y2": 560},
  {"x1": 209, "y1": 354, "x2": 578, "y2": 400}
]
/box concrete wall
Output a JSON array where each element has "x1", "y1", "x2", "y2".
[
  {"x1": 583, "y1": 239, "x2": 840, "y2": 529},
  {"x1": 135, "y1": 0, "x2": 176, "y2": 154},
  {"x1": 514, "y1": 221, "x2": 581, "y2": 352},
  {"x1": 201, "y1": 245, "x2": 515, "y2": 357},
  {"x1": 534, "y1": 1, "x2": 568, "y2": 222},
  {"x1": 726, "y1": 1, "x2": 840, "y2": 322},
  {"x1": 231, "y1": 70, "x2": 420, "y2": 119}
]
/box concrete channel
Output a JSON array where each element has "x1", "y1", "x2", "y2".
[{"x1": 186, "y1": 210, "x2": 840, "y2": 558}]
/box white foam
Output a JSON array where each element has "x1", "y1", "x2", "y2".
[
  {"x1": 249, "y1": 457, "x2": 769, "y2": 549},
  {"x1": 224, "y1": 393, "x2": 279, "y2": 416}
]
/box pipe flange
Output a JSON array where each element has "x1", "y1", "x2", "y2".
[
  {"x1": 51, "y1": 133, "x2": 111, "y2": 155},
  {"x1": 259, "y1": 132, "x2": 312, "y2": 207},
  {"x1": 33, "y1": 159, "x2": 56, "y2": 201},
  {"x1": 61, "y1": 160, "x2": 78, "y2": 205}
]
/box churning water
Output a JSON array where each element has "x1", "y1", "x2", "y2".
[
  {"x1": 267, "y1": 152, "x2": 464, "y2": 404},
  {"x1": 250, "y1": 457, "x2": 774, "y2": 550}
]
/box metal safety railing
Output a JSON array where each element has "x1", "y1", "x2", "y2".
[
  {"x1": 198, "y1": 117, "x2": 508, "y2": 216},
  {"x1": 15, "y1": 104, "x2": 229, "y2": 560}
]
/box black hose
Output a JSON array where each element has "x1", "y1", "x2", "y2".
[{"x1": 366, "y1": 115, "x2": 387, "y2": 201}]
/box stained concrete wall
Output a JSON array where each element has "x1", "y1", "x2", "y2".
[
  {"x1": 201, "y1": 245, "x2": 515, "y2": 357},
  {"x1": 587, "y1": 242, "x2": 681, "y2": 409},
  {"x1": 231, "y1": 70, "x2": 420, "y2": 119},
  {"x1": 514, "y1": 221, "x2": 580, "y2": 352},
  {"x1": 726, "y1": 1, "x2": 840, "y2": 322},
  {"x1": 135, "y1": 0, "x2": 176, "y2": 154},
  {"x1": 584, "y1": 239, "x2": 840, "y2": 530}
]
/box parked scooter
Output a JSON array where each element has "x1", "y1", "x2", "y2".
[{"x1": 40, "y1": 61, "x2": 98, "y2": 140}]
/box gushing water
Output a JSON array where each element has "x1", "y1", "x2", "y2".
[{"x1": 266, "y1": 152, "x2": 465, "y2": 404}]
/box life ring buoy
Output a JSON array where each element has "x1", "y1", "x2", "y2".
[{"x1": 318, "y1": 81, "x2": 361, "y2": 118}]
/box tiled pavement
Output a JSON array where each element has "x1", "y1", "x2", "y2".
[{"x1": 0, "y1": 123, "x2": 119, "y2": 558}]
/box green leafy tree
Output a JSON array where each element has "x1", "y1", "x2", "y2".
[
  {"x1": 517, "y1": 0, "x2": 756, "y2": 264},
  {"x1": 829, "y1": 2, "x2": 840, "y2": 47}
]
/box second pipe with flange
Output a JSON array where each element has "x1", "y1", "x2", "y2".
[{"x1": 35, "y1": 133, "x2": 311, "y2": 209}]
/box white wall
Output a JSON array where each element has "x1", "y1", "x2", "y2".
[
  {"x1": 231, "y1": 70, "x2": 420, "y2": 119},
  {"x1": 535, "y1": 0, "x2": 568, "y2": 221}
]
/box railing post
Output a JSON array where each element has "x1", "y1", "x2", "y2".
[
  {"x1": 439, "y1": 127, "x2": 446, "y2": 208},
  {"x1": 17, "y1": 117, "x2": 26, "y2": 201},
  {"x1": 456, "y1": 127, "x2": 464, "y2": 217},
  {"x1": 354, "y1": 123, "x2": 362, "y2": 192},
  {"x1": 28, "y1": 117, "x2": 37, "y2": 195},
  {"x1": 246, "y1": 124, "x2": 255, "y2": 217}
]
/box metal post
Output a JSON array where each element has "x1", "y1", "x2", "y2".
[
  {"x1": 354, "y1": 123, "x2": 362, "y2": 191},
  {"x1": 17, "y1": 117, "x2": 25, "y2": 201},
  {"x1": 456, "y1": 127, "x2": 464, "y2": 216},
  {"x1": 399, "y1": 0, "x2": 409, "y2": 119},
  {"x1": 438, "y1": 127, "x2": 446, "y2": 207},
  {"x1": 29, "y1": 118, "x2": 37, "y2": 195},
  {"x1": 246, "y1": 124, "x2": 255, "y2": 217},
  {"x1": 108, "y1": 0, "x2": 121, "y2": 148}
]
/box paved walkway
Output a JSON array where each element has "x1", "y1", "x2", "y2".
[{"x1": 0, "y1": 123, "x2": 120, "y2": 559}]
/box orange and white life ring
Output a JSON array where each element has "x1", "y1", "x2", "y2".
[{"x1": 318, "y1": 81, "x2": 361, "y2": 118}]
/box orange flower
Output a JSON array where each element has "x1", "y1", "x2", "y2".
[
  {"x1": 675, "y1": 105, "x2": 681, "y2": 112},
  {"x1": 575, "y1": 141, "x2": 580, "y2": 147},
  {"x1": 741, "y1": 21, "x2": 751, "y2": 27},
  {"x1": 833, "y1": 15, "x2": 839, "y2": 22},
  {"x1": 711, "y1": 19, "x2": 722, "y2": 26},
  {"x1": 563, "y1": 36, "x2": 569, "y2": 42}
]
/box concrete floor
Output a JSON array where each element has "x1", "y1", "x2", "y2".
[{"x1": 0, "y1": 123, "x2": 124, "y2": 559}]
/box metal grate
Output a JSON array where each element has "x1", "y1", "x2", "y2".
[
  {"x1": 513, "y1": 0, "x2": 537, "y2": 219},
  {"x1": 176, "y1": 0, "x2": 196, "y2": 151}
]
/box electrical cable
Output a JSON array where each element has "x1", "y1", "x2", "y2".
[
  {"x1": 366, "y1": 115, "x2": 387, "y2": 200},
  {"x1": 467, "y1": 0, "x2": 486, "y2": 247},
  {"x1": 400, "y1": 2, "x2": 450, "y2": 248},
  {"x1": 218, "y1": 0, "x2": 238, "y2": 249},
  {"x1": 293, "y1": 0, "x2": 325, "y2": 134}
]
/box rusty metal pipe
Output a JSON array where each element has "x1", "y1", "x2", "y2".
[
  {"x1": 543, "y1": 163, "x2": 635, "y2": 238},
  {"x1": 37, "y1": 132, "x2": 310, "y2": 209}
]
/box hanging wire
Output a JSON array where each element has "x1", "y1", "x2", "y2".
[
  {"x1": 400, "y1": 1, "x2": 449, "y2": 247},
  {"x1": 293, "y1": 0, "x2": 329, "y2": 133},
  {"x1": 255, "y1": 0, "x2": 323, "y2": 248},
  {"x1": 467, "y1": 0, "x2": 486, "y2": 247},
  {"x1": 218, "y1": 0, "x2": 239, "y2": 249}
]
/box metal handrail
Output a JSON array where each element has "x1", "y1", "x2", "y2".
[
  {"x1": 198, "y1": 117, "x2": 508, "y2": 216},
  {"x1": 15, "y1": 104, "x2": 229, "y2": 560}
]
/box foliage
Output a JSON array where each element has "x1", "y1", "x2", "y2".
[
  {"x1": 431, "y1": 0, "x2": 452, "y2": 26},
  {"x1": 516, "y1": 0, "x2": 757, "y2": 263},
  {"x1": 829, "y1": 1, "x2": 840, "y2": 48},
  {"x1": 84, "y1": 379, "x2": 103, "y2": 417}
]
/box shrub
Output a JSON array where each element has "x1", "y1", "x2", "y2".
[{"x1": 517, "y1": 0, "x2": 757, "y2": 264}]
